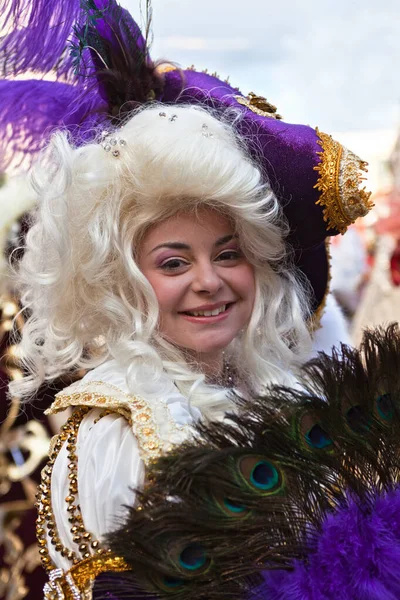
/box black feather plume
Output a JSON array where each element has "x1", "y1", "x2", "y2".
[{"x1": 70, "y1": 0, "x2": 164, "y2": 120}]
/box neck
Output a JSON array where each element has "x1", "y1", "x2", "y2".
[{"x1": 186, "y1": 350, "x2": 224, "y2": 379}]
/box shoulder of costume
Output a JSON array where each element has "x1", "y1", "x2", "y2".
[
  {"x1": 46, "y1": 360, "x2": 196, "y2": 464},
  {"x1": 46, "y1": 359, "x2": 137, "y2": 418}
]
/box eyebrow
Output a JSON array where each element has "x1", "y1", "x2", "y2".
[{"x1": 150, "y1": 234, "x2": 237, "y2": 254}]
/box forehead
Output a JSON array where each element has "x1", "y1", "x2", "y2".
[{"x1": 141, "y1": 208, "x2": 235, "y2": 248}]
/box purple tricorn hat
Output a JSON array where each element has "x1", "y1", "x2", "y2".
[{"x1": 0, "y1": 0, "x2": 372, "y2": 316}]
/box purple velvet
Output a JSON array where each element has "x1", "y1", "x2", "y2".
[{"x1": 254, "y1": 488, "x2": 400, "y2": 600}]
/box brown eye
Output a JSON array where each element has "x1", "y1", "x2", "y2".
[
  {"x1": 215, "y1": 250, "x2": 241, "y2": 261},
  {"x1": 160, "y1": 258, "x2": 189, "y2": 271}
]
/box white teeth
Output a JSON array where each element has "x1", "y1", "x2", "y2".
[{"x1": 189, "y1": 304, "x2": 227, "y2": 317}]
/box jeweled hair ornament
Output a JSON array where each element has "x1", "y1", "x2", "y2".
[
  {"x1": 100, "y1": 131, "x2": 126, "y2": 157},
  {"x1": 0, "y1": 0, "x2": 372, "y2": 317}
]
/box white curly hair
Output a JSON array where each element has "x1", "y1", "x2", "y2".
[{"x1": 10, "y1": 104, "x2": 312, "y2": 412}]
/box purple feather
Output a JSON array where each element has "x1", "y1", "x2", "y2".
[
  {"x1": 0, "y1": 0, "x2": 81, "y2": 78},
  {"x1": 0, "y1": 79, "x2": 107, "y2": 172},
  {"x1": 255, "y1": 488, "x2": 400, "y2": 600},
  {"x1": 0, "y1": 0, "x2": 158, "y2": 171}
]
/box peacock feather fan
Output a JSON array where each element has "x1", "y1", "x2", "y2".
[{"x1": 102, "y1": 324, "x2": 400, "y2": 600}]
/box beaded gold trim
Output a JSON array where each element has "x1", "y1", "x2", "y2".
[
  {"x1": 235, "y1": 92, "x2": 282, "y2": 120},
  {"x1": 43, "y1": 553, "x2": 130, "y2": 600},
  {"x1": 47, "y1": 384, "x2": 163, "y2": 463},
  {"x1": 46, "y1": 390, "x2": 131, "y2": 421},
  {"x1": 314, "y1": 128, "x2": 373, "y2": 234},
  {"x1": 36, "y1": 407, "x2": 107, "y2": 574}
]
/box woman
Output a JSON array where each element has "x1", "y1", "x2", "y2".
[
  {"x1": 1, "y1": 2, "x2": 375, "y2": 598},
  {"x1": 8, "y1": 102, "x2": 364, "y2": 598}
]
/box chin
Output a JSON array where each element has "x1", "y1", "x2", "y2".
[{"x1": 186, "y1": 337, "x2": 236, "y2": 355}]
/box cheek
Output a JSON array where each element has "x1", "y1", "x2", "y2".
[
  {"x1": 144, "y1": 273, "x2": 183, "y2": 313},
  {"x1": 237, "y1": 266, "x2": 256, "y2": 307}
]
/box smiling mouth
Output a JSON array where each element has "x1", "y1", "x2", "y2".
[{"x1": 181, "y1": 303, "x2": 233, "y2": 317}]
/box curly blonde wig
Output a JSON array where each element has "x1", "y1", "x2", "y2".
[{"x1": 11, "y1": 104, "x2": 312, "y2": 412}]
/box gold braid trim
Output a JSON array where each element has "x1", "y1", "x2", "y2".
[
  {"x1": 46, "y1": 384, "x2": 164, "y2": 463},
  {"x1": 307, "y1": 239, "x2": 332, "y2": 333},
  {"x1": 235, "y1": 93, "x2": 282, "y2": 120},
  {"x1": 44, "y1": 553, "x2": 130, "y2": 600},
  {"x1": 314, "y1": 128, "x2": 373, "y2": 234}
]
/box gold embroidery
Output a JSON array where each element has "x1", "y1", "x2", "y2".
[
  {"x1": 46, "y1": 390, "x2": 131, "y2": 423},
  {"x1": 314, "y1": 128, "x2": 373, "y2": 234},
  {"x1": 47, "y1": 383, "x2": 167, "y2": 463},
  {"x1": 37, "y1": 408, "x2": 131, "y2": 599},
  {"x1": 235, "y1": 92, "x2": 282, "y2": 120},
  {"x1": 43, "y1": 553, "x2": 130, "y2": 600}
]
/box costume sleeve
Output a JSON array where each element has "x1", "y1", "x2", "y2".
[{"x1": 48, "y1": 408, "x2": 145, "y2": 572}]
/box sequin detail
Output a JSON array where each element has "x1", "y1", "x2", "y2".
[
  {"x1": 235, "y1": 93, "x2": 282, "y2": 120},
  {"x1": 314, "y1": 129, "x2": 373, "y2": 234}
]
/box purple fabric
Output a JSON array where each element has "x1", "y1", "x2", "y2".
[{"x1": 255, "y1": 488, "x2": 400, "y2": 600}]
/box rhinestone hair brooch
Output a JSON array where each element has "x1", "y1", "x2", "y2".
[
  {"x1": 100, "y1": 131, "x2": 127, "y2": 157},
  {"x1": 158, "y1": 112, "x2": 214, "y2": 137}
]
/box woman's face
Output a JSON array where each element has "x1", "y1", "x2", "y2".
[{"x1": 138, "y1": 208, "x2": 256, "y2": 368}]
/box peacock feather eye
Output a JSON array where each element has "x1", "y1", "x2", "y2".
[
  {"x1": 376, "y1": 393, "x2": 393, "y2": 421},
  {"x1": 160, "y1": 575, "x2": 185, "y2": 590},
  {"x1": 163, "y1": 541, "x2": 211, "y2": 581},
  {"x1": 299, "y1": 412, "x2": 333, "y2": 451},
  {"x1": 238, "y1": 456, "x2": 282, "y2": 494},
  {"x1": 345, "y1": 405, "x2": 371, "y2": 433},
  {"x1": 214, "y1": 494, "x2": 250, "y2": 518},
  {"x1": 305, "y1": 424, "x2": 333, "y2": 450},
  {"x1": 223, "y1": 498, "x2": 247, "y2": 514},
  {"x1": 179, "y1": 544, "x2": 207, "y2": 571}
]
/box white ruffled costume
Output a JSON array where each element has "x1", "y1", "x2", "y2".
[{"x1": 42, "y1": 294, "x2": 349, "y2": 579}]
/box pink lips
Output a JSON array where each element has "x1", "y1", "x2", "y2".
[
  {"x1": 180, "y1": 303, "x2": 234, "y2": 324},
  {"x1": 181, "y1": 300, "x2": 231, "y2": 313}
]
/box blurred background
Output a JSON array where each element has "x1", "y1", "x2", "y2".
[{"x1": 1, "y1": 1, "x2": 400, "y2": 599}]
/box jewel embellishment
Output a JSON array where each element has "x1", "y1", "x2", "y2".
[
  {"x1": 202, "y1": 124, "x2": 213, "y2": 138},
  {"x1": 100, "y1": 131, "x2": 126, "y2": 157}
]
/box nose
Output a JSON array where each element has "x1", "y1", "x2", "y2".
[{"x1": 191, "y1": 260, "x2": 223, "y2": 295}]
